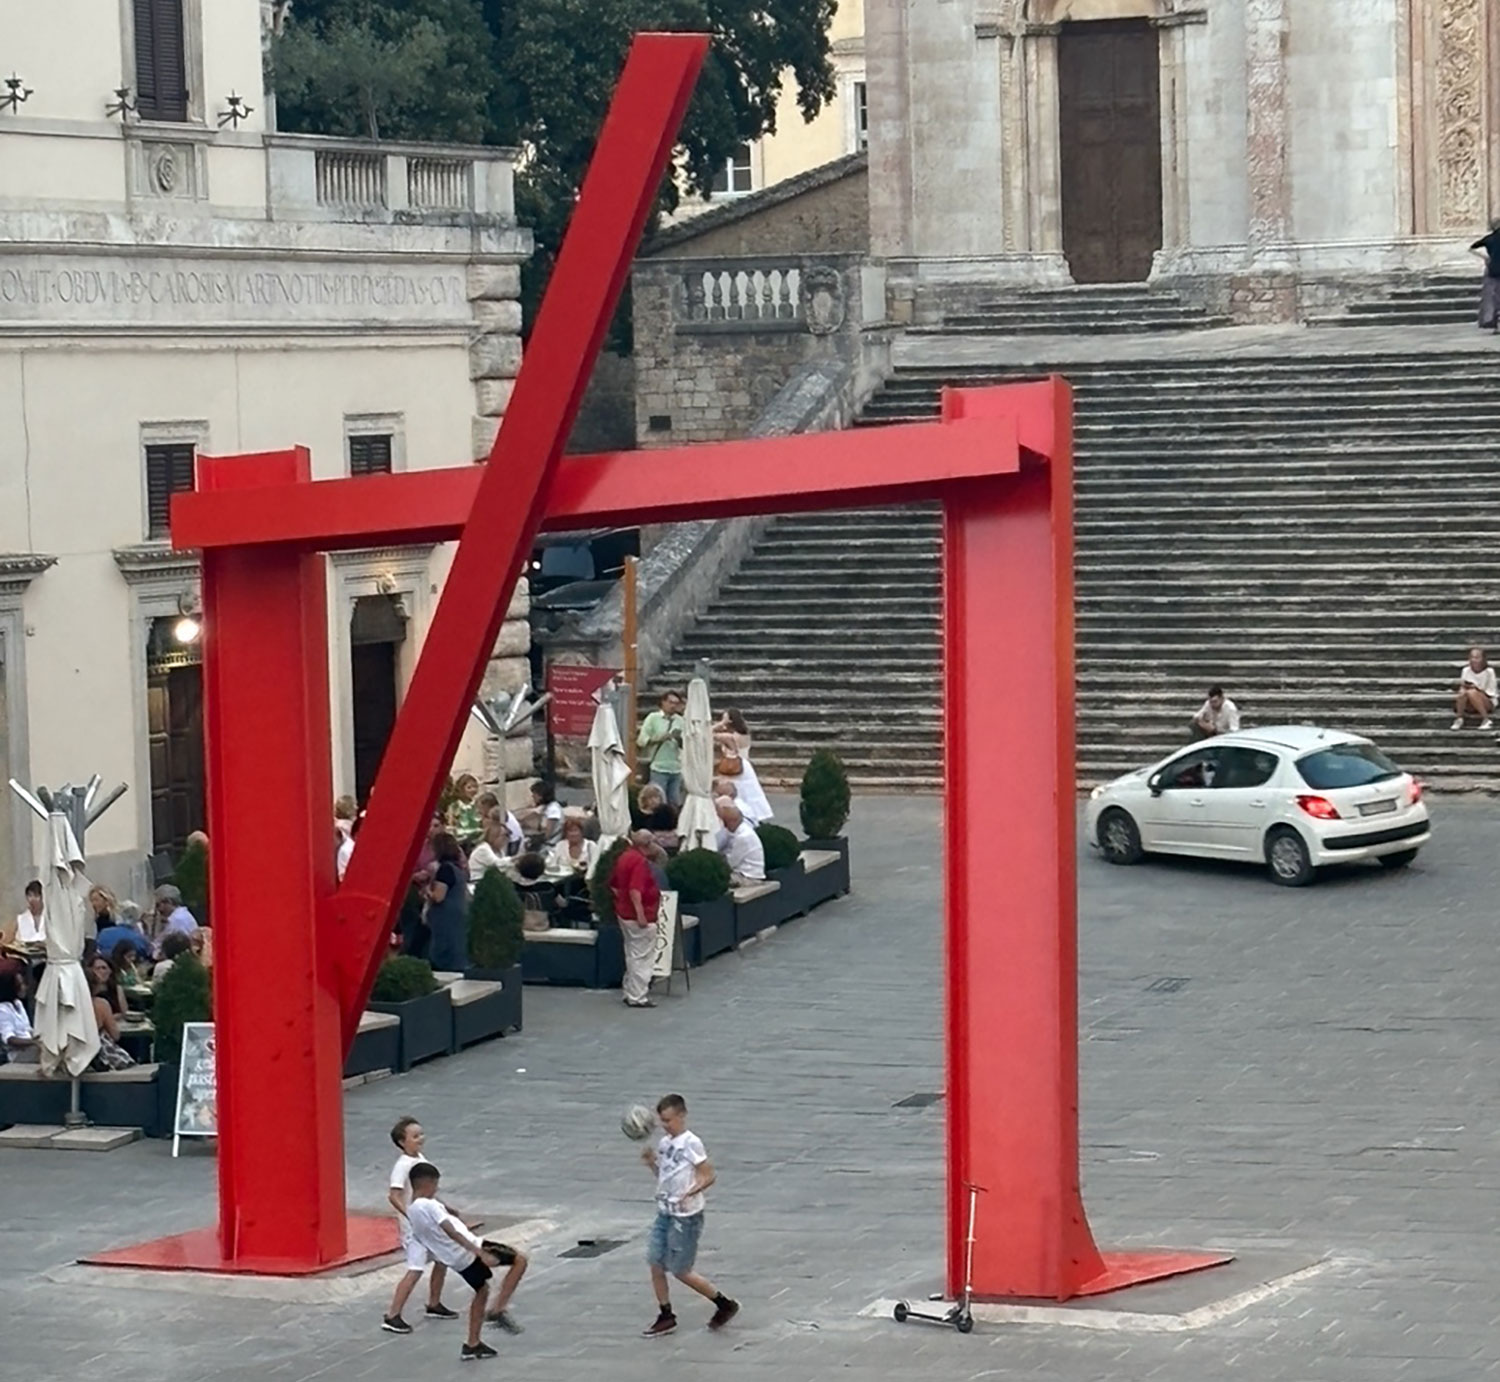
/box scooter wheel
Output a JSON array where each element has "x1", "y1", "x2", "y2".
[
  {"x1": 954, "y1": 1313, "x2": 974, "y2": 1335},
  {"x1": 893, "y1": 1302, "x2": 909, "y2": 1323}
]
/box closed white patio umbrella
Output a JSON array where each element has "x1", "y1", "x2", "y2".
[
  {"x1": 589, "y1": 701, "x2": 633, "y2": 847},
  {"x1": 34, "y1": 813, "x2": 99, "y2": 1078},
  {"x1": 676, "y1": 677, "x2": 718, "y2": 852}
]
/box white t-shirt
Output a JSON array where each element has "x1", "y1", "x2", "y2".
[
  {"x1": 0, "y1": 999, "x2": 33, "y2": 1045},
  {"x1": 721, "y1": 821, "x2": 765, "y2": 881},
  {"x1": 336, "y1": 835, "x2": 355, "y2": 882},
  {"x1": 406, "y1": 1195, "x2": 480, "y2": 1269},
  {"x1": 390, "y1": 1152, "x2": 421, "y2": 1217},
  {"x1": 1197, "y1": 697, "x2": 1240, "y2": 734},
  {"x1": 1460, "y1": 664, "x2": 1498, "y2": 700},
  {"x1": 14, "y1": 910, "x2": 44, "y2": 944},
  {"x1": 655, "y1": 1130, "x2": 709, "y2": 1218}
]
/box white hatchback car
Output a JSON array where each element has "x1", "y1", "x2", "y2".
[{"x1": 1086, "y1": 726, "x2": 1431, "y2": 887}]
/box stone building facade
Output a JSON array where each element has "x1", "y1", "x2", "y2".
[
  {"x1": 868, "y1": 0, "x2": 1500, "y2": 319},
  {"x1": 0, "y1": 0, "x2": 532, "y2": 900}
]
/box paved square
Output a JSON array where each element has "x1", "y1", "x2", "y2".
[{"x1": 3, "y1": 793, "x2": 1497, "y2": 1380}]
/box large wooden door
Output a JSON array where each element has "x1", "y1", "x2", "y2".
[
  {"x1": 148, "y1": 660, "x2": 204, "y2": 854},
  {"x1": 1058, "y1": 20, "x2": 1163, "y2": 283},
  {"x1": 351, "y1": 643, "x2": 399, "y2": 805}
]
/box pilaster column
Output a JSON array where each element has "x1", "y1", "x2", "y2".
[
  {"x1": 1024, "y1": 25, "x2": 1065, "y2": 255},
  {"x1": 1244, "y1": 0, "x2": 1292, "y2": 249},
  {"x1": 1410, "y1": 0, "x2": 1498, "y2": 234}
]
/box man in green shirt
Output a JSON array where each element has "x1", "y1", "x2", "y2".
[{"x1": 638, "y1": 690, "x2": 685, "y2": 806}]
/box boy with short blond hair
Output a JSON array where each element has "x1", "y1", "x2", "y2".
[{"x1": 382, "y1": 1116, "x2": 457, "y2": 1334}]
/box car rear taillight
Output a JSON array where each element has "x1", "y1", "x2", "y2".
[
  {"x1": 1408, "y1": 778, "x2": 1424, "y2": 805},
  {"x1": 1296, "y1": 795, "x2": 1341, "y2": 820}
]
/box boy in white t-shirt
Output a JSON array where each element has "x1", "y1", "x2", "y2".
[
  {"x1": 406, "y1": 1162, "x2": 519, "y2": 1362},
  {"x1": 640, "y1": 1093, "x2": 739, "y2": 1337},
  {"x1": 382, "y1": 1117, "x2": 458, "y2": 1334}
]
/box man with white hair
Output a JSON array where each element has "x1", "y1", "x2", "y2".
[{"x1": 714, "y1": 798, "x2": 764, "y2": 887}]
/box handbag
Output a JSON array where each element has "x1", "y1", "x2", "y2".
[{"x1": 715, "y1": 750, "x2": 743, "y2": 777}]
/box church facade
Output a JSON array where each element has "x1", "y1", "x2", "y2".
[{"x1": 867, "y1": 0, "x2": 1500, "y2": 318}]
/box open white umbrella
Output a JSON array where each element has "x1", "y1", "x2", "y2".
[
  {"x1": 676, "y1": 677, "x2": 718, "y2": 852},
  {"x1": 588, "y1": 702, "x2": 633, "y2": 847},
  {"x1": 34, "y1": 813, "x2": 99, "y2": 1078}
]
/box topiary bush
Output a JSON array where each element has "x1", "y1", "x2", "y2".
[
  {"x1": 589, "y1": 838, "x2": 631, "y2": 923},
  {"x1": 172, "y1": 839, "x2": 209, "y2": 916},
  {"x1": 468, "y1": 868, "x2": 524, "y2": 970},
  {"x1": 371, "y1": 955, "x2": 438, "y2": 1003},
  {"x1": 756, "y1": 823, "x2": 801, "y2": 872},
  {"x1": 153, "y1": 953, "x2": 211, "y2": 1068},
  {"x1": 800, "y1": 748, "x2": 851, "y2": 840},
  {"x1": 666, "y1": 848, "x2": 731, "y2": 905}
]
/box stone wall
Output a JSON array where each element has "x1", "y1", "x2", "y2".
[
  {"x1": 567, "y1": 350, "x2": 637, "y2": 455},
  {"x1": 651, "y1": 167, "x2": 869, "y2": 259}
]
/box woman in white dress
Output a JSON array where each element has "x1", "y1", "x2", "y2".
[{"x1": 714, "y1": 709, "x2": 774, "y2": 825}]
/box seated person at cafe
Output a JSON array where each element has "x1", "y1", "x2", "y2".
[
  {"x1": 153, "y1": 884, "x2": 199, "y2": 945},
  {"x1": 514, "y1": 852, "x2": 547, "y2": 884},
  {"x1": 153, "y1": 930, "x2": 193, "y2": 985},
  {"x1": 88, "y1": 884, "x2": 122, "y2": 940},
  {"x1": 96, "y1": 904, "x2": 153, "y2": 965},
  {"x1": 14, "y1": 879, "x2": 45, "y2": 945},
  {"x1": 0, "y1": 969, "x2": 38, "y2": 1063},
  {"x1": 468, "y1": 805, "x2": 524, "y2": 882},
  {"x1": 644, "y1": 801, "x2": 680, "y2": 855},
  {"x1": 88, "y1": 953, "x2": 136, "y2": 1070},
  {"x1": 109, "y1": 937, "x2": 148, "y2": 987},
  {"x1": 714, "y1": 798, "x2": 765, "y2": 886},
  {"x1": 548, "y1": 815, "x2": 599, "y2": 879},
  {"x1": 520, "y1": 780, "x2": 565, "y2": 847}
]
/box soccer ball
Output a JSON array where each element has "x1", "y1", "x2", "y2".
[{"x1": 620, "y1": 1104, "x2": 657, "y2": 1141}]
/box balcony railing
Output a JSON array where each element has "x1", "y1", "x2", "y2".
[{"x1": 315, "y1": 149, "x2": 387, "y2": 209}]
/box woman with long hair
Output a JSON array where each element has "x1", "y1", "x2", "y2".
[
  {"x1": 1453, "y1": 645, "x2": 1497, "y2": 730},
  {"x1": 714, "y1": 708, "x2": 774, "y2": 825},
  {"x1": 423, "y1": 831, "x2": 470, "y2": 972}
]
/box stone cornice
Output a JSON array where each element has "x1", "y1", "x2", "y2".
[
  {"x1": 112, "y1": 543, "x2": 200, "y2": 585},
  {"x1": 0, "y1": 553, "x2": 56, "y2": 596},
  {"x1": 329, "y1": 543, "x2": 438, "y2": 569}
]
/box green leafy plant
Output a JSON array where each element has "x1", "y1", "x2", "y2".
[
  {"x1": 468, "y1": 868, "x2": 524, "y2": 970},
  {"x1": 371, "y1": 955, "x2": 439, "y2": 1003},
  {"x1": 589, "y1": 838, "x2": 631, "y2": 923},
  {"x1": 666, "y1": 848, "x2": 731, "y2": 905},
  {"x1": 756, "y1": 823, "x2": 800, "y2": 872},
  {"x1": 152, "y1": 954, "x2": 211, "y2": 1068},
  {"x1": 171, "y1": 839, "x2": 209, "y2": 915},
  {"x1": 800, "y1": 749, "x2": 851, "y2": 840}
]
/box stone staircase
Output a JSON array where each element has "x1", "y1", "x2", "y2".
[
  {"x1": 659, "y1": 348, "x2": 1500, "y2": 790},
  {"x1": 1310, "y1": 274, "x2": 1482, "y2": 327},
  {"x1": 909, "y1": 283, "x2": 1230, "y2": 336}
]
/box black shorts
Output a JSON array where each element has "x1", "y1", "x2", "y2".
[{"x1": 459, "y1": 1258, "x2": 493, "y2": 1292}]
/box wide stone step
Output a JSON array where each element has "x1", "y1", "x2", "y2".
[{"x1": 910, "y1": 314, "x2": 1230, "y2": 337}]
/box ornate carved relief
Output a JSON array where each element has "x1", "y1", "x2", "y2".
[
  {"x1": 130, "y1": 140, "x2": 204, "y2": 200},
  {"x1": 1434, "y1": 0, "x2": 1486, "y2": 227},
  {"x1": 1243, "y1": 0, "x2": 1292, "y2": 246}
]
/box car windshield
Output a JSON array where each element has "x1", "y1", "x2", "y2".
[{"x1": 1295, "y1": 742, "x2": 1402, "y2": 790}]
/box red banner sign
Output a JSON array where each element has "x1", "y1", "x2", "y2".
[{"x1": 548, "y1": 664, "x2": 622, "y2": 737}]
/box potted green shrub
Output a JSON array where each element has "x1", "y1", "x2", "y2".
[
  {"x1": 141, "y1": 952, "x2": 211, "y2": 1138},
  {"x1": 172, "y1": 838, "x2": 210, "y2": 928},
  {"x1": 369, "y1": 955, "x2": 452, "y2": 1071},
  {"x1": 589, "y1": 838, "x2": 631, "y2": 924},
  {"x1": 462, "y1": 868, "x2": 525, "y2": 1038},
  {"x1": 667, "y1": 847, "x2": 733, "y2": 962},
  {"x1": 756, "y1": 822, "x2": 807, "y2": 924},
  {"x1": 800, "y1": 749, "x2": 852, "y2": 902}
]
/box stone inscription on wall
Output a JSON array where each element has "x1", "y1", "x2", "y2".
[{"x1": 0, "y1": 254, "x2": 470, "y2": 328}]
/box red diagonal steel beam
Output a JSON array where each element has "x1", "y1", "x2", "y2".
[
  {"x1": 172, "y1": 408, "x2": 1042, "y2": 553},
  {"x1": 329, "y1": 32, "x2": 708, "y2": 1040}
]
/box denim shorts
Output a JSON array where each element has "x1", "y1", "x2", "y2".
[{"x1": 646, "y1": 1211, "x2": 703, "y2": 1275}]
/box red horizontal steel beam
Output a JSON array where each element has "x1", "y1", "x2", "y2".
[{"x1": 172, "y1": 385, "x2": 1058, "y2": 555}]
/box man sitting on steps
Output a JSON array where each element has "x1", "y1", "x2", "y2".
[{"x1": 1190, "y1": 686, "x2": 1240, "y2": 740}]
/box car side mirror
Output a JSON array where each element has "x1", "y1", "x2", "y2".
[{"x1": 1148, "y1": 775, "x2": 1163, "y2": 797}]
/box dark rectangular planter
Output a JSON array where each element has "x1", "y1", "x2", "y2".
[
  {"x1": 802, "y1": 837, "x2": 851, "y2": 907},
  {"x1": 345, "y1": 1015, "x2": 401, "y2": 1078},
  {"x1": 734, "y1": 883, "x2": 786, "y2": 944},
  {"x1": 82, "y1": 1066, "x2": 166, "y2": 1138},
  {"x1": 521, "y1": 927, "x2": 624, "y2": 988},
  {"x1": 689, "y1": 896, "x2": 735, "y2": 961},
  {"x1": 0, "y1": 1067, "x2": 71, "y2": 1125},
  {"x1": 154, "y1": 1062, "x2": 179, "y2": 1139},
  {"x1": 768, "y1": 860, "x2": 808, "y2": 923},
  {"x1": 464, "y1": 963, "x2": 524, "y2": 1033},
  {"x1": 370, "y1": 989, "x2": 454, "y2": 1071}
]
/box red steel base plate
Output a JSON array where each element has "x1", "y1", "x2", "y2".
[
  {"x1": 1071, "y1": 1248, "x2": 1235, "y2": 1298},
  {"x1": 78, "y1": 1215, "x2": 400, "y2": 1276}
]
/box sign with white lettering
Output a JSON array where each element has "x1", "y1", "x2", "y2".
[
  {"x1": 0, "y1": 255, "x2": 470, "y2": 328},
  {"x1": 172, "y1": 1023, "x2": 217, "y2": 1156}
]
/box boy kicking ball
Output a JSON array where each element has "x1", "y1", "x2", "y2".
[
  {"x1": 641, "y1": 1093, "x2": 739, "y2": 1337},
  {"x1": 404, "y1": 1163, "x2": 526, "y2": 1362},
  {"x1": 383, "y1": 1116, "x2": 458, "y2": 1333}
]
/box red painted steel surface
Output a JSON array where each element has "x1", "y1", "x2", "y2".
[{"x1": 80, "y1": 1216, "x2": 399, "y2": 1276}]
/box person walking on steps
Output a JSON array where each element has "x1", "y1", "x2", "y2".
[
  {"x1": 1471, "y1": 218, "x2": 1500, "y2": 332},
  {"x1": 641, "y1": 1093, "x2": 739, "y2": 1338}
]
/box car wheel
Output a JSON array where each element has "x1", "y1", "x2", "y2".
[
  {"x1": 1266, "y1": 826, "x2": 1314, "y2": 887},
  {"x1": 1098, "y1": 808, "x2": 1143, "y2": 865},
  {"x1": 1377, "y1": 849, "x2": 1419, "y2": 870}
]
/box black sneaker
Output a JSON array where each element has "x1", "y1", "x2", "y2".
[
  {"x1": 485, "y1": 1309, "x2": 524, "y2": 1334},
  {"x1": 425, "y1": 1303, "x2": 459, "y2": 1320},
  {"x1": 381, "y1": 1315, "x2": 413, "y2": 1335},
  {"x1": 708, "y1": 1298, "x2": 740, "y2": 1331},
  {"x1": 642, "y1": 1311, "x2": 677, "y2": 1338},
  {"x1": 461, "y1": 1341, "x2": 498, "y2": 1361}
]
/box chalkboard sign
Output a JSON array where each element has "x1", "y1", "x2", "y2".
[
  {"x1": 172, "y1": 1022, "x2": 217, "y2": 1156},
  {"x1": 651, "y1": 892, "x2": 689, "y2": 994}
]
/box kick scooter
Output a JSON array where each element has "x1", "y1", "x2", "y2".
[{"x1": 893, "y1": 1182, "x2": 985, "y2": 1334}]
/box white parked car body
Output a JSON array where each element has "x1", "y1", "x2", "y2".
[{"x1": 1085, "y1": 726, "x2": 1432, "y2": 885}]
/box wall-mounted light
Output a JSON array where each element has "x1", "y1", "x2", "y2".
[
  {"x1": 1, "y1": 74, "x2": 33, "y2": 114},
  {"x1": 106, "y1": 86, "x2": 136, "y2": 121},
  {"x1": 175, "y1": 590, "x2": 203, "y2": 644},
  {"x1": 216, "y1": 92, "x2": 253, "y2": 129}
]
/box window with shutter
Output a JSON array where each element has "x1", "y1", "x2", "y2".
[
  {"x1": 134, "y1": 0, "x2": 188, "y2": 122},
  {"x1": 348, "y1": 434, "x2": 395, "y2": 476},
  {"x1": 145, "y1": 442, "x2": 197, "y2": 539}
]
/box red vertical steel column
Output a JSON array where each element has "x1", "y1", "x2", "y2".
[
  {"x1": 198, "y1": 448, "x2": 344, "y2": 1268},
  {"x1": 941, "y1": 384, "x2": 1106, "y2": 1299}
]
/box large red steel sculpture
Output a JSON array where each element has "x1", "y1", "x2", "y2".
[{"x1": 89, "y1": 34, "x2": 1229, "y2": 1300}]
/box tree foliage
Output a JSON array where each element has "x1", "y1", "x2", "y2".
[{"x1": 272, "y1": 0, "x2": 838, "y2": 331}]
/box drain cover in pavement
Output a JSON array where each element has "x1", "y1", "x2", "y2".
[
  {"x1": 559, "y1": 1239, "x2": 627, "y2": 1259},
  {"x1": 1145, "y1": 976, "x2": 1191, "y2": 993},
  {"x1": 893, "y1": 1092, "x2": 944, "y2": 1109}
]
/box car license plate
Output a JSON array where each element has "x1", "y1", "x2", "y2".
[{"x1": 1359, "y1": 799, "x2": 1398, "y2": 817}]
